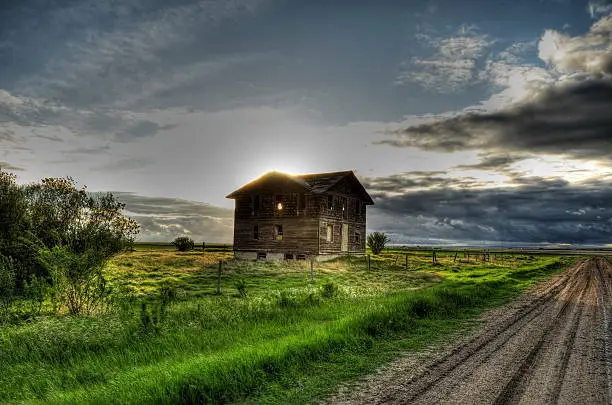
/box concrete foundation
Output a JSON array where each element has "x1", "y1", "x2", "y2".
[{"x1": 233, "y1": 251, "x2": 363, "y2": 262}]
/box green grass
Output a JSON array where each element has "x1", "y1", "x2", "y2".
[{"x1": 0, "y1": 249, "x2": 574, "y2": 404}]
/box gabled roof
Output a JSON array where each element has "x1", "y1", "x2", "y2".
[{"x1": 226, "y1": 170, "x2": 374, "y2": 204}]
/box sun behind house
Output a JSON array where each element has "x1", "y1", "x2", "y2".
[{"x1": 226, "y1": 170, "x2": 374, "y2": 261}]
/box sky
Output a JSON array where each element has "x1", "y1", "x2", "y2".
[{"x1": 1, "y1": 0, "x2": 611, "y2": 246}]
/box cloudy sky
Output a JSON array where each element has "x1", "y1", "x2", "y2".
[{"x1": 1, "y1": 0, "x2": 611, "y2": 245}]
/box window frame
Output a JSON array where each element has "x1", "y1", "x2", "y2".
[{"x1": 273, "y1": 224, "x2": 284, "y2": 241}]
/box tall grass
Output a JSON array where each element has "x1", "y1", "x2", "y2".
[{"x1": 0, "y1": 256, "x2": 570, "y2": 404}]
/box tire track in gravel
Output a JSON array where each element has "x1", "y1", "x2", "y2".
[{"x1": 327, "y1": 258, "x2": 612, "y2": 405}]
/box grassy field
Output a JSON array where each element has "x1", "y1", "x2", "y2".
[{"x1": 0, "y1": 247, "x2": 574, "y2": 404}]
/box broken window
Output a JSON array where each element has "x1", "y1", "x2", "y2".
[
  {"x1": 354, "y1": 231, "x2": 361, "y2": 244},
  {"x1": 327, "y1": 195, "x2": 333, "y2": 210},
  {"x1": 257, "y1": 252, "x2": 266, "y2": 260},
  {"x1": 273, "y1": 224, "x2": 283, "y2": 241},
  {"x1": 253, "y1": 224, "x2": 259, "y2": 240},
  {"x1": 284, "y1": 253, "x2": 294, "y2": 260},
  {"x1": 355, "y1": 200, "x2": 361, "y2": 215},
  {"x1": 326, "y1": 224, "x2": 333, "y2": 242}
]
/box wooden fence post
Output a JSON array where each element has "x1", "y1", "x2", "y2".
[
  {"x1": 216, "y1": 260, "x2": 222, "y2": 294},
  {"x1": 310, "y1": 258, "x2": 314, "y2": 281},
  {"x1": 367, "y1": 254, "x2": 371, "y2": 271},
  {"x1": 405, "y1": 254, "x2": 408, "y2": 270},
  {"x1": 432, "y1": 250, "x2": 437, "y2": 264},
  {"x1": 453, "y1": 251, "x2": 458, "y2": 262}
]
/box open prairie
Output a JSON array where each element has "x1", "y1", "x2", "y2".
[{"x1": 0, "y1": 246, "x2": 576, "y2": 404}]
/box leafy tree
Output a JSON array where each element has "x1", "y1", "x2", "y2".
[
  {"x1": 172, "y1": 236, "x2": 195, "y2": 252},
  {"x1": 0, "y1": 255, "x2": 16, "y2": 319},
  {"x1": 0, "y1": 171, "x2": 139, "y2": 315},
  {"x1": 367, "y1": 232, "x2": 390, "y2": 255}
]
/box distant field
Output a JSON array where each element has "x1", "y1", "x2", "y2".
[{"x1": 0, "y1": 247, "x2": 576, "y2": 404}]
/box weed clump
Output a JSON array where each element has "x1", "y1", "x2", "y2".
[{"x1": 321, "y1": 282, "x2": 338, "y2": 299}]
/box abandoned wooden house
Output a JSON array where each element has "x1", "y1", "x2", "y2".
[{"x1": 226, "y1": 170, "x2": 374, "y2": 261}]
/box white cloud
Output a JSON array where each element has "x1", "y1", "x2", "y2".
[
  {"x1": 538, "y1": 14, "x2": 612, "y2": 76},
  {"x1": 588, "y1": 1, "x2": 612, "y2": 18},
  {"x1": 396, "y1": 25, "x2": 493, "y2": 92}
]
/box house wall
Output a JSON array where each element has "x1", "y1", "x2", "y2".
[
  {"x1": 233, "y1": 215, "x2": 320, "y2": 255},
  {"x1": 231, "y1": 176, "x2": 369, "y2": 257},
  {"x1": 318, "y1": 218, "x2": 366, "y2": 254}
]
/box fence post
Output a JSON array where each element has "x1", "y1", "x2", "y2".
[
  {"x1": 405, "y1": 254, "x2": 408, "y2": 270},
  {"x1": 454, "y1": 251, "x2": 458, "y2": 262},
  {"x1": 432, "y1": 249, "x2": 437, "y2": 264},
  {"x1": 216, "y1": 260, "x2": 222, "y2": 294},
  {"x1": 310, "y1": 258, "x2": 314, "y2": 281},
  {"x1": 367, "y1": 254, "x2": 371, "y2": 271}
]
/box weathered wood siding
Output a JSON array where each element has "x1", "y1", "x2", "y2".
[
  {"x1": 231, "y1": 175, "x2": 369, "y2": 255},
  {"x1": 318, "y1": 219, "x2": 366, "y2": 254},
  {"x1": 233, "y1": 216, "x2": 319, "y2": 254}
]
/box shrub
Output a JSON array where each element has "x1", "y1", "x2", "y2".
[
  {"x1": 0, "y1": 255, "x2": 16, "y2": 319},
  {"x1": 234, "y1": 279, "x2": 247, "y2": 298},
  {"x1": 39, "y1": 246, "x2": 112, "y2": 315},
  {"x1": 172, "y1": 236, "x2": 195, "y2": 252},
  {"x1": 321, "y1": 282, "x2": 338, "y2": 298},
  {"x1": 367, "y1": 232, "x2": 390, "y2": 255}
]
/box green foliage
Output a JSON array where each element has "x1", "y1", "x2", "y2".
[
  {"x1": 234, "y1": 279, "x2": 247, "y2": 298},
  {"x1": 24, "y1": 275, "x2": 50, "y2": 316},
  {"x1": 172, "y1": 236, "x2": 195, "y2": 252},
  {"x1": 39, "y1": 246, "x2": 112, "y2": 315},
  {"x1": 0, "y1": 255, "x2": 16, "y2": 319},
  {"x1": 367, "y1": 232, "x2": 390, "y2": 255},
  {"x1": 0, "y1": 170, "x2": 139, "y2": 317},
  {"x1": 321, "y1": 282, "x2": 338, "y2": 298}
]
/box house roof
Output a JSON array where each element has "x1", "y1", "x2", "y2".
[{"x1": 226, "y1": 170, "x2": 374, "y2": 204}]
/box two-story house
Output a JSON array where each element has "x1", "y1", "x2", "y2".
[{"x1": 225, "y1": 170, "x2": 374, "y2": 261}]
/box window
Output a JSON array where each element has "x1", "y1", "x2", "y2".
[
  {"x1": 253, "y1": 224, "x2": 259, "y2": 240},
  {"x1": 354, "y1": 231, "x2": 361, "y2": 244},
  {"x1": 327, "y1": 195, "x2": 333, "y2": 210},
  {"x1": 253, "y1": 195, "x2": 261, "y2": 215},
  {"x1": 275, "y1": 195, "x2": 283, "y2": 211},
  {"x1": 257, "y1": 252, "x2": 266, "y2": 260},
  {"x1": 298, "y1": 194, "x2": 305, "y2": 214},
  {"x1": 326, "y1": 224, "x2": 333, "y2": 242},
  {"x1": 284, "y1": 253, "x2": 294, "y2": 260},
  {"x1": 273, "y1": 224, "x2": 283, "y2": 241},
  {"x1": 355, "y1": 200, "x2": 361, "y2": 215}
]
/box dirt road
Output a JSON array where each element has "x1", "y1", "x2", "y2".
[{"x1": 328, "y1": 257, "x2": 612, "y2": 404}]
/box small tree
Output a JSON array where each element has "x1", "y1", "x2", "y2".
[
  {"x1": 367, "y1": 232, "x2": 389, "y2": 255},
  {"x1": 172, "y1": 236, "x2": 194, "y2": 252},
  {"x1": 0, "y1": 255, "x2": 16, "y2": 319}
]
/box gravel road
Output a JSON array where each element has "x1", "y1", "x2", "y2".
[{"x1": 327, "y1": 257, "x2": 612, "y2": 405}]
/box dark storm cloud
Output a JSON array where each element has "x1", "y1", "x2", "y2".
[
  {"x1": 114, "y1": 192, "x2": 233, "y2": 219},
  {"x1": 111, "y1": 192, "x2": 234, "y2": 242},
  {"x1": 381, "y1": 79, "x2": 612, "y2": 160},
  {"x1": 368, "y1": 174, "x2": 612, "y2": 245},
  {"x1": 453, "y1": 153, "x2": 530, "y2": 172},
  {"x1": 361, "y1": 171, "x2": 490, "y2": 193}
]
